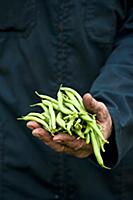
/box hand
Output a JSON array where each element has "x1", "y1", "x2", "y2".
[
  {"x1": 83, "y1": 93, "x2": 112, "y2": 140},
  {"x1": 26, "y1": 93, "x2": 112, "y2": 158}
]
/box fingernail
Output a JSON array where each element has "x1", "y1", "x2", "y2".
[
  {"x1": 32, "y1": 132, "x2": 37, "y2": 136},
  {"x1": 28, "y1": 125, "x2": 35, "y2": 130},
  {"x1": 32, "y1": 132, "x2": 39, "y2": 137},
  {"x1": 32, "y1": 130, "x2": 42, "y2": 138},
  {"x1": 53, "y1": 139, "x2": 62, "y2": 143},
  {"x1": 26, "y1": 122, "x2": 35, "y2": 130}
]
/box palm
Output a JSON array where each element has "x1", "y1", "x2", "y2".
[{"x1": 26, "y1": 93, "x2": 112, "y2": 158}]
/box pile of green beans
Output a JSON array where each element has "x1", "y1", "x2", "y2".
[{"x1": 18, "y1": 86, "x2": 110, "y2": 169}]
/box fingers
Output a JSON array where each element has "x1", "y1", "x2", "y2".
[
  {"x1": 32, "y1": 127, "x2": 52, "y2": 141},
  {"x1": 26, "y1": 123, "x2": 70, "y2": 152},
  {"x1": 27, "y1": 122, "x2": 92, "y2": 158},
  {"x1": 53, "y1": 133, "x2": 76, "y2": 143},
  {"x1": 26, "y1": 121, "x2": 41, "y2": 130},
  {"x1": 31, "y1": 128, "x2": 92, "y2": 158},
  {"x1": 53, "y1": 133, "x2": 81, "y2": 150},
  {"x1": 83, "y1": 93, "x2": 98, "y2": 113},
  {"x1": 31, "y1": 127, "x2": 73, "y2": 152},
  {"x1": 53, "y1": 133, "x2": 85, "y2": 150},
  {"x1": 71, "y1": 148, "x2": 92, "y2": 158},
  {"x1": 83, "y1": 93, "x2": 109, "y2": 122},
  {"x1": 53, "y1": 133, "x2": 92, "y2": 154}
]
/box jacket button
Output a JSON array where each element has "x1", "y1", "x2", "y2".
[{"x1": 58, "y1": 24, "x2": 64, "y2": 32}]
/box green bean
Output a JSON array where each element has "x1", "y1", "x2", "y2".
[
  {"x1": 80, "y1": 113, "x2": 107, "y2": 143},
  {"x1": 47, "y1": 102, "x2": 56, "y2": 131},
  {"x1": 90, "y1": 130, "x2": 110, "y2": 169},
  {"x1": 92, "y1": 114, "x2": 97, "y2": 120},
  {"x1": 74, "y1": 118, "x2": 82, "y2": 130},
  {"x1": 30, "y1": 103, "x2": 52, "y2": 126},
  {"x1": 63, "y1": 115, "x2": 71, "y2": 121},
  {"x1": 80, "y1": 113, "x2": 108, "y2": 143},
  {"x1": 30, "y1": 103, "x2": 49, "y2": 114},
  {"x1": 27, "y1": 112, "x2": 46, "y2": 120},
  {"x1": 18, "y1": 115, "x2": 50, "y2": 131},
  {"x1": 35, "y1": 91, "x2": 58, "y2": 104},
  {"x1": 84, "y1": 124, "x2": 91, "y2": 135},
  {"x1": 62, "y1": 94, "x2": 79, "y2": 112},
  {"x1": 84, "y1": 124, "x2": 91, "y2": 144},
  {"x1": 42, "y1": 100, "x2": 58, "y2": 110},
  {"x1": 57, "y1": 89, "x2": 73, "y2": 115},
  {"x1": 66, "y1": 115, "x2": 77, "y2": 135},
  {"x1": 41, "y1": 112, "x2": 50, "y2": 119},
  {"x1": 63, "y1": 90, "x2": 84, "y2": 112},
  {"x1": 56, "y1": 112, "x2": 66, "y2": 130},
  {"x1": 80, "y1": 113, "x2": 94, "y2": 122},
  {"x1": 89, "y1": 121, "x2": 109, "y2": 144},
  {"x1": 18, "y1": 85, "x2": 110, "y2": 169},
  {"x1": 86, "y1": 132, "x2": 90, "y2": 144},
  {"x1": 60, "y1": 86, "x2": 85, "y2": 109},
  {"x1": 75, "y1": 129, "x2": 85, "y2": 139},
  {"x1": 64, "y1": 102, "x2": 78, "y2": 113},
  {"x1": 99, "y1": 137, "x2": 106, "y2": 152},
  {"x1": 97, "y1": 123, "x2": 103, "y2": 132}
]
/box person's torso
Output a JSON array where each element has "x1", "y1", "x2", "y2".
[{"x1": 0, "y1": 1, "x2": 133, "y2": 200}]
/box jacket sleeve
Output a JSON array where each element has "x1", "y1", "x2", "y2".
[{"x1": 90, "y1": 6, "x2": 133, "y2": 168}]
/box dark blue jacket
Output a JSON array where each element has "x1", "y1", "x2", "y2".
[{"x1": 0, "y1": 0, "x2": 133, "y2": 199}]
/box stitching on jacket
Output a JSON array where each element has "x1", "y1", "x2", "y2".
[
  {"x1": 53, "y1": 1, "x2": 74, "y2": 199},
  {"x1": 54, "y1": 0, "x2": 73, "y2": 85}
]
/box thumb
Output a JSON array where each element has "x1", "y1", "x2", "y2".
[{"x1": 83, "y1": 93, "x2": 109, "y2": 122}]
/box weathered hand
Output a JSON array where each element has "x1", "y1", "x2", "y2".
[
  {"x1": 83, "y1": 93, "x2": 112, "y2": 140},
  {"x1": 26, "y1": 93, "x2": 112, "y2": 158},
  {"x1": 26, "y1": 121, "x2": 93, "y2": 158}
]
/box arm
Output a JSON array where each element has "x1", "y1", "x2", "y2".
[{"x1": 90, "y1": 5, "x2": 133, "y2": 167}]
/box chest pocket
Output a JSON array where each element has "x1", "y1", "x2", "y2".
[
  {"x1": 84, "y1": 0, "x2": 117, "y2": 44},
  {"x1": 0, "y1": 0, "x2": 36, "y2": 37}
]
